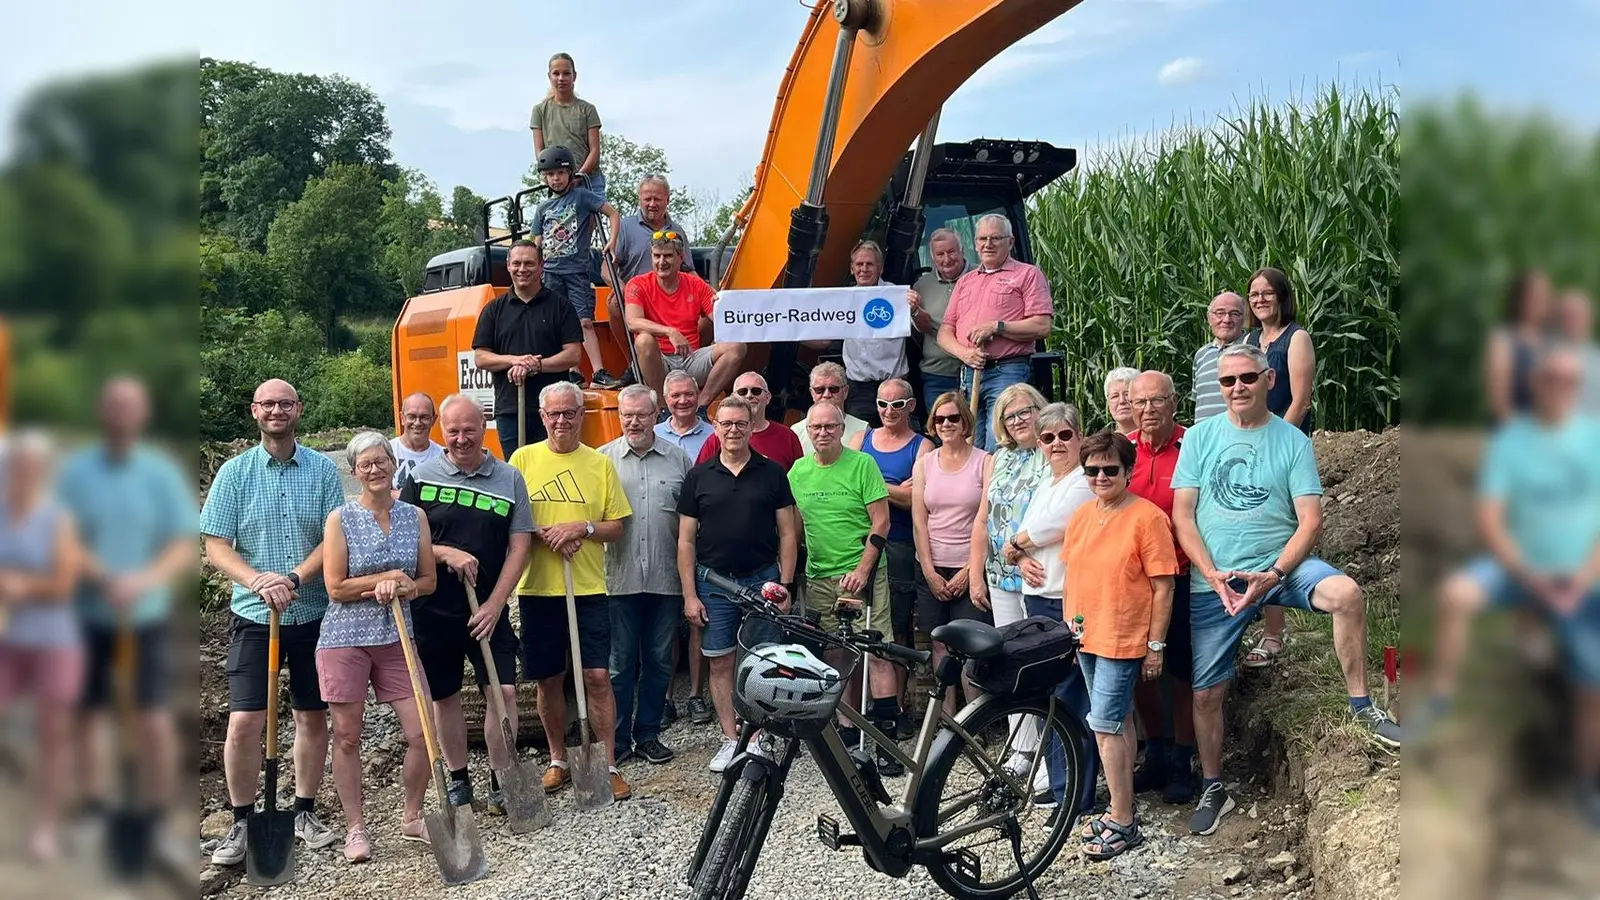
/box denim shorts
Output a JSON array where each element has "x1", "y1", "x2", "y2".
[
  {"x1": 699, "y1": 564, "x2": 780, "y2": 657},
  {"x1": 1457, "y1": 555, "x2": 1600, "y2": 686},
  {"x1": 544, "y1": 269, "x2": 598, "y2": 320},
  {"x1": 1077, "y1": 653, "x2": 1141, "y2": 735},
  {"x1": 1189, "y1": 556, "x2": 1341, "y2": 691}
]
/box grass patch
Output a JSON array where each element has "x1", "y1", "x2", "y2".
[{"x1": 1343, "y1": 787, "x2": 1367, "y2": 808}]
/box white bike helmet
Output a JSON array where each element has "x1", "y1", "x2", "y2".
[{"x1": 735, "y1": 643, "x2": 845, "y2": 723}]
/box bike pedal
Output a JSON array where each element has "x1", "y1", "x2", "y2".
[
  {"x1": 816, "y1": 813, "x2": 841, "y2": 850},
  {"x1": 949, "y1": 848, "x2": 981, "y2": 881}
]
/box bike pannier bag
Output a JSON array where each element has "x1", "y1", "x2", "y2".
[{"x1": 964, "y1": 616, "x2": 1077, "y2": 697}]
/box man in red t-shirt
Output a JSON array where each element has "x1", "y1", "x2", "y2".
[
  {"x1": 623, "y1": 232, "x2": 745, "y2": 408},
  {"x1": 1124, "y1": 369, "x2": 1196, "y2": 805},
  {"x1": 696, "y1": 372, "x2": 804, "y2": 471}
]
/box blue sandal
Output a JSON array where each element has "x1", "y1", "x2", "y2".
[{"x1": 1083, "y1": 816, "x2": 1144, "y2": 860}]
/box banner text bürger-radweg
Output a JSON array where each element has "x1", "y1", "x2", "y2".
[{"x1": 713, "y1": 285, "x2": 910, "y2": 343}]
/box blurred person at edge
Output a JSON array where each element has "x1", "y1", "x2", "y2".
[
  {"x1": 1557, "y1": 289, "x2": 1600, "y2": 413},
  {"x1": 1486, "y1": 270, "x2": 1557, "y2": 424},
  {"x1": 57, "y1": 378, "x2": 195, "y2": 869},
  {"x1": 1424, "y1": 347, "x2": 1600, "y2": 821},
  {"x1": 1104, "y1": 368, "x2": 1140, "y2": 435},
  {"x1": 200, "y1": 379, "x2": 344, "y2": 865},
  {"x1": 0, "y1": 430, "x2": 83, "y2": 862}
]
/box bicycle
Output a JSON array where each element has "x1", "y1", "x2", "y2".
[{"x1": 684, "y1": 567, "x2": 1092, "y2": 900}]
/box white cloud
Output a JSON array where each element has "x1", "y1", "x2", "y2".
[{"x1": 1158, "y1": 56, "x2": 1208, "y2": 87}]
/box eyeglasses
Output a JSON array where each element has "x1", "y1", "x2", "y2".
[
  {"x1": 1130, "y1": 396, "x2": 1172, "y2": 409},
  {"x1": 1083, "y1": 464, "x2": 1123, "y2": 477},
  {"x1": 543, "y1": 408, "x2": 580, "y2": 420},
  {"x1": 807, "y1": 422, "x2": 844, "y2": 433},
  {"x1": 715, "y1": 419, "x2": 751, "y2": 431},
  {"x1": 734, "y1": 386, "x2": 766, "y2": 397},
  {"x1": 812, "y1": 384, "x2": 844, "y2": 396},
  {"x1": 253, "y1": 399, "x2": 298, "y2": 411},
  {"x1": 876, "y1": 398, "x2": 912, "y2": 410},
  {"x1": 1247, "y1": 290, "x2": 1276, "y2": 301},
  {"x1": 355, "y1": 459, "x2": 392, "y2": 473},
  {"x1": 402, "y1": 414, "x2": 434, "y2": 423},
  {"x1": 976, "y1": 235, "x2": 1010, "y2": 244},
  {"x1": 1218, "y1": 369, "x2": 1268, "y2": 388},
  {"x1": 1038, "y1": 429, "x2": 1075, "y2": 444},
  {"x1": 930, "y1": 414, "x2": 964, "y2": 427},
  {"x1": 1002, "y1": 407, "x2": 1037, "y2": 424},
  {"x1": 1208, "y1": 309, "x2": 1245, "y2": 319},
  {"x1": 619, "y1": 412, "x2": 654, "y2": 422},
  {"x1": 652, "y1": 229, "x2": 681, "y2": 241}
]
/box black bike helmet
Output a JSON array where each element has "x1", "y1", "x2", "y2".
[{"x1": 536, "y1": 146, "x2": 576, "y2": 173}]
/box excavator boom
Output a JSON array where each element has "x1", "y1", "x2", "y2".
[{"x1": 723, "y1": 0, "x2": 1083, "y2": 292}]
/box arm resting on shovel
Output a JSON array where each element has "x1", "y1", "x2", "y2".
[{"x1": 0, "y1": 514, "x2": 79, "y2": 601}]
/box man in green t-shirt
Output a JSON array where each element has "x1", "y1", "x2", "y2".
[{"x1": 788, "y1": 402, "x2": 905, "y2": 774}]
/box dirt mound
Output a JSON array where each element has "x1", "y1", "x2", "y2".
[{"x1": 1311, "y1": 427, "x2": 1399, "y2": 602}]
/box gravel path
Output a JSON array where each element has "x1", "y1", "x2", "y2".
[{"x1": 203, "y1": 690, "x2": 1312, "y2": 900}]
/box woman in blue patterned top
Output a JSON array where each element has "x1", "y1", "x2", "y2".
[{"x1": 319, "y1": 431, "x2": 437, "y2": 862}]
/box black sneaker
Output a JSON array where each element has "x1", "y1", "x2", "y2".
[
  {"x1": 614, "y1": 744, "x2": 636, "y2": 765},
  {"x1": 1163, "y1": 764, "x2": 1196, "y2": 805},
  {"x1": 877, "y1": 749, "x2": 905, "y2": 778},
  {"x1": 662, "y1": 700, "x2": 679, "y2": 728},
  {"x1": 447, "y1": 778, "x2": 474, "y2": 807},
  {"x1": 637, "y1": 738, "x2": 676, "y2": 765},
  {"x1": 1188, "y1": 782, "x2": 1235, "y2": 836},
  {"x1": 1032, "y1": 790, "x2": 1059, "y2": 809},
  {"x1": 895, "y1": 710, "x2": 917, "y2": 741},
  {"x1": 687, "y1": 695, "x2": 713, "y2": 726},
  {"x1": 590, "y1": 369, "x2": 623, "y2": 389},
  {"x1": 1131, "y1": 760, "x2": 1167, "y2": 794},
  {"x1": 1044, "y1": 805, "x2": 1065, "y2": 830}
]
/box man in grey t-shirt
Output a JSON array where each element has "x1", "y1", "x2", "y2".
[
  {"x1": 1192, "y1": 291, "x2": 1247, "y2": 422},
  {"x1": 907, "y1": 228, "x2": 969, "y2": 414},
  {"x1": 602, "y1": 175, "x2": 694, "y2": 383}
]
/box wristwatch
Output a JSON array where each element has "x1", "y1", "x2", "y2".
[
  {"x1": 1268, "y1": 565, "x2": 1286, "y2": 584},
  {"x1": 1147, "y1": 640, "x2": 1166, "y2": 653},
  {"x1": 287, "y1": 571, "x2": 301, "y2": 589},
  {"x1": 584, "y1": 521, "x2": 595, "y2": 537}
]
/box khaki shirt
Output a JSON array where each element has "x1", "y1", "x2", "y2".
[
  {"x1": 912, "y1": 267, "x2": 966, "y2": 377},
  {"x1": 529, "y1": 97, "x2": 602, "y2": 168}
]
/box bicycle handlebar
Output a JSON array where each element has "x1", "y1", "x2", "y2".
[{"x1": 695, "y1": 565, "x2": 933, "y2": 668}]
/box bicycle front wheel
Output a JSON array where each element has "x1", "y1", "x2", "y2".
[
  {"x1": 915, "y1": 693, "x2": 1088, "y2": 900},
  {"x1": 691, "y1": 770, "x2": 769, "y2": 900}
]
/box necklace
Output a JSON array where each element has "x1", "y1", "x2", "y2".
[{"x1": 1095, "y1": 495, "x2": 1129, "y2": 526}]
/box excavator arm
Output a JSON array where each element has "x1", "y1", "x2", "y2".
[{"x1": 720, "y1": 0, "x2": 1084, "y2": 293}]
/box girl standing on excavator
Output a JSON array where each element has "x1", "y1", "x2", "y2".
[{"x1": 529, "y1": 53, "x2": 606, "y2": 198}]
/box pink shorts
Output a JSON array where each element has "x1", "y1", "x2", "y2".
[
  {"x1": 315, "y1": 643, "x2": 423, "y2": 705},
  {"x1": 0, "y1": 645, "x2": 85, "y2": 705}
]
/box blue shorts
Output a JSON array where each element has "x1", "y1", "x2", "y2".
[
  {"x1": 1078, "y1": 653, "x2": 1141, "y2": 734},
  {"x1": 1457, "y1": 555, "x2": 1600, "y2": 686},
  {"x1": 544, "y1": 269, "x2": 598, "y2": 320},
  {"x1": 1189, "y1": 557, "x2": 1342, "y2": 691},
  {"x1": 698, "y1": 564, "x2": 780, "y2": 658}
]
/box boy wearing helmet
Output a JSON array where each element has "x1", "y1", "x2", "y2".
[{"x1": 531, "y1": 146, "x2": 623, "y2": 388}]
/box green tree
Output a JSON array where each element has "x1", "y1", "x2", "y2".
[
  {"x1": 377, "y1": 169, "x2": 473, "y2": 299},
  {"x1": 695, "y1": 184, "x2": 753, "y2": 245},
  {"x1": 450, "y1": 184, "x2": 488, "y2": 234},
  {"x1": 523, "y1": 131, "x2": 693, "y2": 226},
  {"x1": 266, "y1": 162, "x2": 388, "y2": 345}
]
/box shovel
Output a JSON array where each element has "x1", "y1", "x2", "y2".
[
  {"x1": 245, "y1": 607, "x2": 296, "y2": 887},
  {"x1": 464, "y1": 581, "x2": 551, "y2": 832},
  {"x1": 394, "y1": 604, "x2": 489, "y2": 885},
  {"x1": 106, "y1": 606, "x2": 152, "y2": 879},
  {"x1": 563, "y1": 558, "x2": 614, "y2": 810}
]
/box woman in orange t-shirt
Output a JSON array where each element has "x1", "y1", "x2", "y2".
[{"x1": 1060, "y1": 430, "x2": 1177, "y2": 860}]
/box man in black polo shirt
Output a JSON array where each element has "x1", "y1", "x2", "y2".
[
  {"x1": 473, "y1": 240, "x2": 584, "y2": 457},
  {"x1": 676, "y1": 395, "x2": 798, "y2": 773},
  {"x1": 398, "y1": 394, "x2": 536, "y2": 816}
]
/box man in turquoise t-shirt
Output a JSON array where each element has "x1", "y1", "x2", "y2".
[
  {"x1": 1171, "y1": 344, "x2": 1398, "y2": 837},
  {"x1": 788, "y1": 402, "x2": 905, "y2": 774},
  {"x1": 1425, "y1": 347, "x2": 1600, "y2": 820},
  {"x1": 56, "y1": 377, "x2": 196, "y2": 868}
]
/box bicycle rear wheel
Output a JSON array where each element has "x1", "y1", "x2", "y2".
[
  {"x1": 691, "y1": 770, "x2": 769, "y2": 900},
  {"x1": 915, "y1": 693, "x2": 1088, "y2": 900}
]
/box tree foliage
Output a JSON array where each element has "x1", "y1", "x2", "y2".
[
  {"x1": 523, "y1": 131, "x2": 694, "y2": 226},
  {"x1": 266, "y1": 162, "x2": 388, "y2": 345}
]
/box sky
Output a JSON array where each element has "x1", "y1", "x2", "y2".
[{"x1": 1, "y1": 0, "x2": 1596, "y2": 213}]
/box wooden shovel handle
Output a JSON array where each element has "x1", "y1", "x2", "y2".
[
  {"x1": 265, "y1": 607, "x2": 280, "y2": 758},
  {"x1": 393, "y1": 605, "x2": 443, "y2": 771}
]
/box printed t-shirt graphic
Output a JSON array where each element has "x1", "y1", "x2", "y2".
[{"x1": 509, "y1": 441, "x2": 632, "y2": 597}]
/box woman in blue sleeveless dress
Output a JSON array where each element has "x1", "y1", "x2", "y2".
[
  {"x1": 319, "y1": 431, "x2": 437, "y2": 862},
  {"x1": 0, "y1": 431, "x2": 83, "y2": 862}
]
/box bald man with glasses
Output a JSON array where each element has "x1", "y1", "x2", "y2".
[{"x1": 695, "y1": 372, "x2": 805, "y2": 471}]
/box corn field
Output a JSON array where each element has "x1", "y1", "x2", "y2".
[{"x1": 1028, "y1": 83, "x2": 1400, "y2": 432}]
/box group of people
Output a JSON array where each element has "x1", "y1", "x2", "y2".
[{"x1": 0, "y1": 378, "x2": 192, "y2": 866}]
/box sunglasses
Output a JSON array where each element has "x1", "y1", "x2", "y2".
[
  {"x1": 1038, "y1": 429, "x2": 1075, "y2": 444},
  {"x1": 1083, "y1": 464, "x2": 1123, "y2": 477},
  {"x1": 812, "y1": 384, "x2": 843, "y2": 395},
  {"x1": 930, "y1": 414, "x2": 963, "y2": 427},
  {"x1": 734, "y1": 386, "x2": 766, "y2": 397},
  {"x1": 876, "y1": 398, "x2": 912, "y2": 410},
  {"x1": 1218, "y1": 369, "x2": 1268, "y2": 388},
  {"x1": 652, "y1": 229, "x2": 681, "y2": 241}
]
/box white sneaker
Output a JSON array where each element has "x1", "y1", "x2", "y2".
[
  {"x1": 294, "y1": 810, "x2": 338, "y2": 850},
  {"x1": 210, "y1": 821, "x2": 247, "y2": 866},
  {"x1": 709, "y1": 737, "x2": 739, "y2": 773},
  {"x1": 1004, "y1": 751, "x2": 1031, "y2": 778}
]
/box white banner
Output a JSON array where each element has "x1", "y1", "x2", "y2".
[{"x1": 714, "y1": 285, "x2": 910, "y2": 343}]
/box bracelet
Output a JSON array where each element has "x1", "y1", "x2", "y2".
[{"x1": 1268, "y1": 565, "x2": 1286, "y2": 584}]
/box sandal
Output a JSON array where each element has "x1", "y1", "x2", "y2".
[
  {"x1": 1080, "y1": 807, "x2": 1141, "y2": 841},
  {"x1": 1243, "y1": 629, "x2": 1289, "y2": 668},
  {"x1": 1083, "y1": 816, "x2": 1144, "y2": 860},
  {"x1": 343, "y1": 825, "x2": 372, "y2": 863}
]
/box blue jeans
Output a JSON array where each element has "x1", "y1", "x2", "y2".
[
  {"x1": 1190, "y1": 557, "x2": 1341, "y2": 691},
  {"x1": 608, "y1": 592, "x2": 679, "y2": 749},
  {"x1": 1458, "y1": 555, "x2": 1600, "y2": 686},
  {"x1": 960, "y1": 358, "x2": 1032, "y2": 451},
  {"x1": 698, "y1": 564, "x2": 782, "y2": 656},
  {"x1": 1025, "y1": 595, "x2": 1099, "y2": 813},
  {"x1": 921, "y1": 373, "x2": 960, "y2": 419}
]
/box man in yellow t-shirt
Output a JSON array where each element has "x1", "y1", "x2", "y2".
[{"x1": 508, "y1": 381, "x2": 633, "y2": 800}]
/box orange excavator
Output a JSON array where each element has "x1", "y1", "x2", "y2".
[{"x1": 393, "y1": 0, "x2": 1083, "y2": 457}]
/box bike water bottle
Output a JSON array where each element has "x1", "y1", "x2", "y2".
[{"x1": 1069, "y1": 615, "x2": 1084, "y2": 638}]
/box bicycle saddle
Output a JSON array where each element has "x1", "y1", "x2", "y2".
[{"x1": 930, "y1": 619, "x2": 1004, "y2": 659}]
